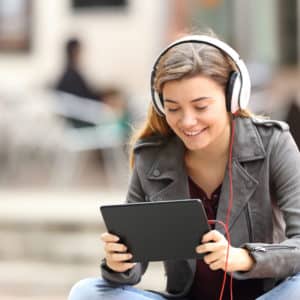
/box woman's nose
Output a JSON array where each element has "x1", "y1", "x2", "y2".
[{"x1": 180, "y1": 112, "x2": 198, "y2": 128}]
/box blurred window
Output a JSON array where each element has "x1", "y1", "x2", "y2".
[
  {"x1": 0, "y1": 0, "x2": 31, "y2": 52},
  {"x1": 191, "y1": 0, "x2": 234, "y2": 43},
  {"x1": 72, "y1": 0, "x2": 127, "y2": 8}
]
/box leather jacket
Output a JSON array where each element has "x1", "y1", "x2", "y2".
[{"x1": 101, "y1": 117, "x2": 300, "y2": 298}]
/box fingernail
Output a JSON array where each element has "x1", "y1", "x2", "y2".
[{"x1": 196, "y1": 247, "x2": 203, "y2": 253}]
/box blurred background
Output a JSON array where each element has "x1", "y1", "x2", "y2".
[{"x1": 1, "y1": 0, "x2": 300, "y2": 299}]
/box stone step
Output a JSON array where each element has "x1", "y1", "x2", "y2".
[
  {"x1": 0, "y1": 260, "x2": 166, "y2": 299},
  {"x1": 0, "y1": 189, "x2": 166, "y2": 299},
  {"x1": 0, "y1": 189, "x2": 123, "y2": 262}
]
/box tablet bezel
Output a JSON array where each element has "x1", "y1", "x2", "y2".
[{"x1": 100, "y1": 199, "x2": 210, "y2": 262}]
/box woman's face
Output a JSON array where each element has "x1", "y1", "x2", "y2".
[{"x1": 162, "y1": 75, "x2": 231, "y2": 153}]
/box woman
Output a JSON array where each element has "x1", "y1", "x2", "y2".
[{"x1": 68, "y1": 34, "x2": 300, "y2": 300}]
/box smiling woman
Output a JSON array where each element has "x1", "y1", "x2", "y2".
[
  {"x1": 163, "y1": 75, "x2": 230, "y2": 154},
  {"x1": 68, "y1": 33, "x2": 300, "y2": 300}
]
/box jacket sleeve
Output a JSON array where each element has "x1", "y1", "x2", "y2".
[
  {"x1": 235, "y1": 130, "x2": 300, "y2": 279},
  {"x1": 101, "y1": 165, "x2": 149, "y2": 285}
]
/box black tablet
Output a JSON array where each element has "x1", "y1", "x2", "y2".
[{"x1": 100, "y1": 199, "x2": 210, "y2": 262}]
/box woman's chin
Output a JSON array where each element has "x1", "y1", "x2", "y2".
[{"x1": 183, "y1": 140, "x2": 209, "y2": 152}]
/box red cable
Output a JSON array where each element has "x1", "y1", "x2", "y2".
[
  {"x1": 227, "y1": 116, "x2": 236, "y2": 300},
  {"x1": 206, "y1": 117, "x2": 236, "y2": 300},
  {"x1": 207, "y1": 219, "x2": 230, "y2": 300}
]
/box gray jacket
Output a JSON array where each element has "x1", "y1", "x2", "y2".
[{"x1": 101, "y1": 117, "x2": 300, "y2": 298}]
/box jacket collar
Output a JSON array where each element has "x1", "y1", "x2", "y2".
[
  {"x1": 147, "y1": 135, "x2": 186, "y2": 181},
  {"x1": 232, "y1": 117, "x2": 266, "y2": 162}
]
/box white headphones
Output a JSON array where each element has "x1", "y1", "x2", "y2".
[{"x1": 150, "y1": 35, "x2": 251, "y2": 116}]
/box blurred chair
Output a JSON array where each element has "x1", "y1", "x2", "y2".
[
  {"x1": 0, "y1": 91, "x2": 66, "y2": 186},
  {"x1": 51, "y1": 92, "x2": 129, "y2": 187},
  {"x1": 0, "y1": 90, "x2": 129, "y2": 188}
]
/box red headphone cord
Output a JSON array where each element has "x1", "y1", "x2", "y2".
[
  {"x1": 206, "y1": 115, "x2": 236, "y2": 300},
  {"x1": 207, "y1": 219, "x2": 232, "y2": 300}
]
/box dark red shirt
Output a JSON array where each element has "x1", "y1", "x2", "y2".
[{"x1": 187, "y1": 177, "x2": 263, "y2": 300}]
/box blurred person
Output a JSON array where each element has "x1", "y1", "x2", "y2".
[
  {"x1": 68, "y1": 33, "x2": 300, "y2": 300},
  {"x1": 55, "y1": 37, "x2": 102, "y2": 128},
  {"x1": 55, "y1": 37, "x2": 129, "y2": 133},
  {"x1": 56, "y1": 37, "x2": 101, "y2": 102},
  {"x1": 101, "y1": 87, "x2": 131, "y2": 136}
]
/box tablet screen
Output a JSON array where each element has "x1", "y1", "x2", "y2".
[{"x1": 100, "y1": 199, "x2": 210, "y2": 262}]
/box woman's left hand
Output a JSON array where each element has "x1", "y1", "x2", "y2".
[{"x1": 196, "y1": 230, "x2": 255, "y2": 272}]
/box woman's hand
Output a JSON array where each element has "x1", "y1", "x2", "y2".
[
  {"x1": 101, "y1": 232, "x2": 136, "y2": 273},
  {"x1": 196, "y1": 230, "x2": 255, "y2": 272}
]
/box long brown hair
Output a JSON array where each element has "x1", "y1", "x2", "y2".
[{"x1": 129, "y1": 35, "x2": 252, "y2": 168}]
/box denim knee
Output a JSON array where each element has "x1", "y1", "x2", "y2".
[
  {"x1": 68, "y1": 277, "x2": 110, "y2": 300},
  {"x1": 257, "y1": 272, "x2": 300, "y2": 300}
]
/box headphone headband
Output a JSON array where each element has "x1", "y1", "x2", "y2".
[{"x1": 151, "y1": 35, "x2": 251, "y2": 116}]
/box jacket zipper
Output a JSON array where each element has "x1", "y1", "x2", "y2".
[{"x1": 251, "y1": 245, "x2": 298, "y2": 253}]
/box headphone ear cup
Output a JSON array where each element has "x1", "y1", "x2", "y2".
[{"x1": 226, "y1": 71, "x2": 241, "y2": 113}]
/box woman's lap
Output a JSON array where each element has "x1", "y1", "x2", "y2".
[
  {"x1": 257, "y1": 272, "x2": 300, "y2": 300},
  {"x1": 68, "y1": 277, "x2": 167, "y2": 300},
  {"x1": 68, "y1": 273, "x2": 300, "y2": 300}
]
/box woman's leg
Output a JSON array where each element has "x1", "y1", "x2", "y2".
[
  {"x1": 256, "y1": 273, "x2": 300, "y2": 300},
  {"x1": 68, "y1": 277, "x2": 167, "y2": 300}
]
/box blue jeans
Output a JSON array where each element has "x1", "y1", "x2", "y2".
[
  {"x1": 68, "y1": 274, "x2": 300, "y2": 300},
  {"x1": 256, "y1": 272, "x2": 300, "y2": 300},
  {"x1": 68, "y1": 278, "x2": 166, "y2": 300}
]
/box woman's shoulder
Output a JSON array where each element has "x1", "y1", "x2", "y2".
[
  {"x1": 250, "y1": 116, "x2": 289, "y2": 131},
  {"x1": 236, "y1": 116, "x2": 291, "y2": 151}
]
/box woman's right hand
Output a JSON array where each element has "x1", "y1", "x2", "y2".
[{"x1": 101, "y1": 232, "x2": 136, "y2": 273}]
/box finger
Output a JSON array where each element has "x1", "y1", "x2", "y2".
[
  {"x1": 107, "y1": 252, "x2": 133, "y2": 262},
  {"x1": 116, "y1": 262, "x2": 137, "y2": 272},
  {"x1": 122, "y1": 262, "x2": 137, "y2": 270},
  {"x1": 196, "y1": 241, "x2": 226, "y2": 254},
  {"x1": 101, "y1": 232, "x2": 120, "y2": 242},
  {"x1": 202, "y1": 230, "x2": 225, "y2": 243},
  {"x1": 203, "y1": 249, "x2": 223, "y2": 264},
  {"x1": 105, "y1": 242, "x2": 127, "y2": 253},
  {"x1": 209, "y1": 259, "x2": 224, "y2": 271}
]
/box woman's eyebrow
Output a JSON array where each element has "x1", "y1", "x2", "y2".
[{"x1": 164, "y1": 97, "x2": 211, "y2": 104}]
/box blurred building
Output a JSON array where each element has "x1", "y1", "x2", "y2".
[
  {"x1": 0, "y1": 1, "x2": 299, "y2": 106},
  {"x1": 168, "y1": 0, "x2": 299, "y2": 67},
  {"x1": 167, "y1": 0, "x2": 300, "y2": 118},
  {"x1": 0, "y1": 0, "x2": 168, "y2": 108}
]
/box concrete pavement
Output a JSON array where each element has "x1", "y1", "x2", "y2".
[{"x1": 0, "y1": 188, "x2": 165, "y2": 300}]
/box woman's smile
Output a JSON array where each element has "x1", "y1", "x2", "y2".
[{"x1": 181, "y1": 127, "x2": 208, "y2": 137}]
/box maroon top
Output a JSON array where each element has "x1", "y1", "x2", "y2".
[{"x1": 187, "y1": 177, "x2": 263, "y2": 300}]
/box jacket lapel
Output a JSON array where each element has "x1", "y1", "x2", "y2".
[
  {"x1": 216, "y1": 118, "x2": 266, "y2": 233},
  {"x1": 216, "y1": 160, "x2": 259, "y2": 233},
  {"x1": 147, "y1": 136, "x2": 190, "y2": 202}
]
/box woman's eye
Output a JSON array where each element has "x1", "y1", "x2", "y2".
[
  {"x1": 195, "y1": 106, "x2": 207, "y2": 111},
  {"x1": 167, "y1": 107, "x2": 179, "y2": 112}
]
